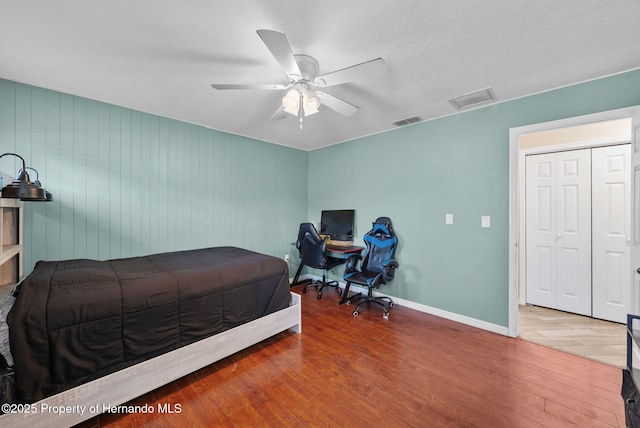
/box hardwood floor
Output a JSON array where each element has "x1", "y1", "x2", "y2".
[
  {"x1": 76, "y1": 285, "x2": 626, "y2": 427},
  {"x1": 518, "y1": 305, "x2": 627, "y2": 368}
]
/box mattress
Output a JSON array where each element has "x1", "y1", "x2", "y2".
[{"x1": 6, "y1": 246, "x2": 290, "y2": 403}]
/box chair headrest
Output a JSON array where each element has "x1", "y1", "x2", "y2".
[
  {"x1": 370, "y1": 217, "x2": 393, "y2": 236},
  {"x1": 299, "y1": 222, "x2": 319, "y2": 234},
  {"x1": 297, "y1": 222, "x2": 322, "y2": 249},
  {"x1": 371, "y1": 223, "x2": 391, "y2": 236},
  {"x1": 374, "y1": 217, "x2": 392, "y2": 227},
  {"x1": 364, "y1": 216, "x2": 396, "y2": 250}
]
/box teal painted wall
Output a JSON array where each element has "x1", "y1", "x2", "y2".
[
  {"x1": 308, "y1": 69, "x2": 640, "y2": 327},
  {"x1": 0, "y1": 79, "x2": 308, "y2": 273}
]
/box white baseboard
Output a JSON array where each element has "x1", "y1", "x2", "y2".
[{"x1": 295, "y1": 274, "x2": 509, "y2": 336}]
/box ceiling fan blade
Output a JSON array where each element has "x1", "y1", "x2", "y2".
[
  {"x1": 317, "y1": 91, "x2": 359, "y2": 116},
  {"x1": 256, "y1": 29, "x2": 302, "y2": 79},
  {"x1": 316, "y1": 58, "x2": 387, "y2": 87},
  {"x1": 211, "y1": 83, "x2": 289, "y2": 90},
  {"x1": 270, "y1": 105, "x2": 287, "y2": 120}
]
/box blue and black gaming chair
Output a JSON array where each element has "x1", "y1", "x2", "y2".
[{"x1": 340, "y1": 217, "x2": 398, "y2": 319}]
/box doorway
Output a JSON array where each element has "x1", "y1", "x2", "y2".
[
  {"x1": 525, "y1": 144, "x2": 631, "y2": 323},
  {"x1": 508, "y1": 107, "x2": 640, "y2": 340}
]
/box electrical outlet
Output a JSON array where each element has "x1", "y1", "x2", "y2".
[
  {"x1": 284, "y1": 254, "x2": 289, "y2": 263},
  {"x1": 445, "y1": 213, "x2": 453, "y2": 225}
]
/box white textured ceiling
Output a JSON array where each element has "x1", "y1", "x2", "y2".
[{"x1": 1, "y1": 0, "x2": 639, "y2": 151}]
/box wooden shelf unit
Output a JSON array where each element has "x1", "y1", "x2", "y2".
[{"x1": 0, "y1": 198, "x2": 23, "y2": 297}]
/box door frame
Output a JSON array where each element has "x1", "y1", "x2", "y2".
[{"x1": 508, "y1": 106, "x2": 640, "y2": 337}]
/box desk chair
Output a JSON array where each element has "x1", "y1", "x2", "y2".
[
  {"x1": 341, "y1": 217, "x2": 398, "y2": 319},
  {"x1": 295, "y1": 222, "x2": 343, "y2": 299}
]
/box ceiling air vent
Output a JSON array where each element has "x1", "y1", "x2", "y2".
[
  {"x1": 448, "y1": 87, "x2": 497, "y2": 110},
  {"x1": 393, "y1": 116, "x2": 422, "y2": 127}
]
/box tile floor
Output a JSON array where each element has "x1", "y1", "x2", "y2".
[{"x1": 518, "y1": 304, "x2": 627, "y2": 368}]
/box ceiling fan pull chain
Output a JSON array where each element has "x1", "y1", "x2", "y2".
[{"x1": 299, "y1": 93, "x2": 304, "y2": 130}]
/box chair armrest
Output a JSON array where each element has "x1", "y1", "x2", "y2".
[
  {"x1": 382, "y1": 260, "x2": 399, "y2": 283},
  {"x1": 320, "y1": 236, "x2": 329, "y2": 253}
]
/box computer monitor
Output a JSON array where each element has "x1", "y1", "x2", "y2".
[{"x1": 320, "y1": 209, "x2": 355, "y2": 242}]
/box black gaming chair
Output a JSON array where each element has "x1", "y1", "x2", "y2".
[
  {"x1": 340, "y1": 217, "x2": 398, "y2": 319},
  {"x1": 294, "y1": 222, "x2": 343, "y2": 299}
]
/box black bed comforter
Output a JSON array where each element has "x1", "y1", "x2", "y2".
[{"x1": 7, "y1": 246, "x2": 290, "y2": 403}]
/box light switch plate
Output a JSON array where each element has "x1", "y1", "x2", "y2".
[
  {"x1": 445, "y1": 213, "x2": 453, "y2": 225},
  {"x1": 481, "y1": 216, "x2": 491, "y2": 228}
]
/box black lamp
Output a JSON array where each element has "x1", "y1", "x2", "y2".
[
  {"x1": 0, "y1": 153, "x2": 51, "y2": 201},
  {"x1": 19, "y1": 167, "x2": 53, "y2": 202}
]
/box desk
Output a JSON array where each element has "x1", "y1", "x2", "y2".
[
  {"x1": 325, "y1": 245, "x2": 364, "y2": 259},
  {"x1": 291, "y1": 245, "x2": 364, "y2": 286}
]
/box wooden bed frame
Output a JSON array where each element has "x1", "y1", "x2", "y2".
[{"x1": 0, "y1": 291, "x2": 301, "y2": 428}]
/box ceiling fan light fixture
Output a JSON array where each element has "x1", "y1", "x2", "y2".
[
  {"x1": 302, "y1": 90, "x2": 321, "y2": 116},
  {"x1": 282, "y1": 89, "x2": 299, "y2": 115},
  {"x1": 303, "y1": 104, "x2": 319, "y2": 116}
]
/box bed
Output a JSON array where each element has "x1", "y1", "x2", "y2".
[{"x1": 0, "y1": 246, "x2": 301, "y2": 427}]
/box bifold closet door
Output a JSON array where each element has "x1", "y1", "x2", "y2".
[
  {"x1": 592, "y1": 144, "x2": 631, "y2": 323},
  {"x1": 525, "y1": 149, "x2": 592, "y2": 316}
]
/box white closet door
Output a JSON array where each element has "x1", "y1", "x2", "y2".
[
  {"x1": 526, "y1": 149, "x2": 592, "y2": 315},
  {"x1": 592, "y1": 144, "x2": 631, "y2": 322},
  {"x1": 526, "y1": 155, "x2": 557, "y2": 308},
  {"x1": 555, "y1": 150, "x2": 592, "y2": 315},
  {"x1": 632, "y1": 116, "x2": 640, "y2": 317}
]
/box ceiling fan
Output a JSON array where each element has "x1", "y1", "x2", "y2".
[{"x1": 211, "y1": 30, "x2": 387, "y2": 128}]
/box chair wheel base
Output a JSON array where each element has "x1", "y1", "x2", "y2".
[{"x1": 342, "y1": 288, "x2": 393, "y2": 320}]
